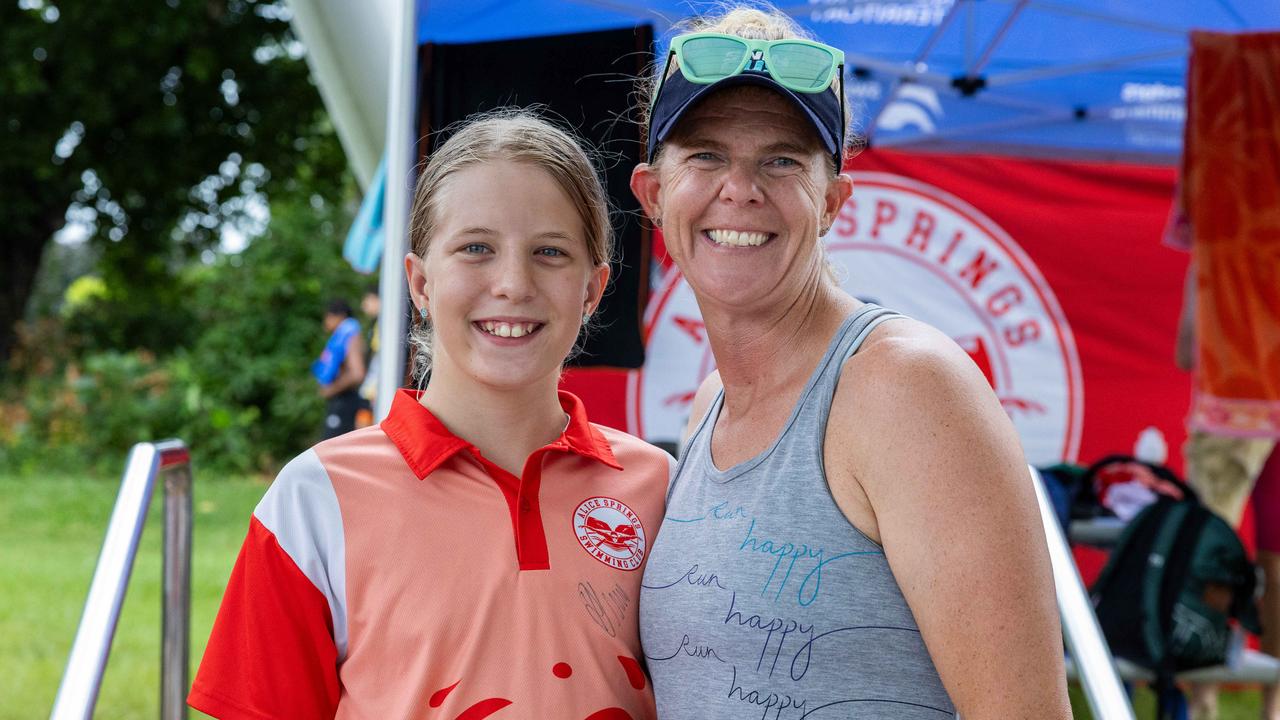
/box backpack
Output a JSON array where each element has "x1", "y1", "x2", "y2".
[{"x1": 1091, "y1": 472, "x2": 1261, "y2": 719}]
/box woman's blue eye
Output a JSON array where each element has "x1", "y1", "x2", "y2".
[
  {"x1": 536, "y1": 247, "x2": 566, "y2": 257},
  {"x1": 463, "y1": 243, "x2": 489, "y2": 254}
]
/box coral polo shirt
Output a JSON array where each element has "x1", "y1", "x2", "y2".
[{"x1": 189, "y1": 389, "x2": 669, "y2": 719}]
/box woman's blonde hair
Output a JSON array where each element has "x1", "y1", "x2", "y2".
[
  {"x1": 638, "y1": 4, "x2": 855, "y2": 173},
  {"x1": 406, "y1": 108, "x2": 613, "y2": 385}
]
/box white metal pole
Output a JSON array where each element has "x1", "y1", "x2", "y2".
[
  {"x1": 52, "y1": 441, "x2": 194, "y2": 720},
  {"x1": 51, "y1": 444, "x2": 160, "y2": 720},
  {"x1": 375, "y1": 0, "x2": 417, "y2": 420},
  {"x1": 1028, "y1": 465, "x2": 1134, "y2": 720}
]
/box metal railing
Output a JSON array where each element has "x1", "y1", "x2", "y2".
[
  {"x1": 51, "y1": 440, "x2": 193, "y2": 720},
  {"x1": 1029, "y1": 464, "x2": 1134, "y2": 719}
]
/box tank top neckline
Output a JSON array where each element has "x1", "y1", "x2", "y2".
[{"x1": 694, "y1": 303, "x2": 883, "y2": 480}]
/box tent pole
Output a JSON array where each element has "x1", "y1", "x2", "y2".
[
  {"x1": 968, "y1": 0, "x2": 1027, "y2": 75},
  {"x1": 867, "y1": 0, "x2": 965, "y2": 145},
  {"x1": 985, "y1": 48, "x2": 1187, "y2": 88},
  {"x1": 375, "y1": 0, "x2": 417, "y2": 420},
  {"x1": 1031, "y1": 1, "x2": 1189, "y2": 36},
  {"x1": 873, "y1": 110, "x2": 1076, "y2": 148}
]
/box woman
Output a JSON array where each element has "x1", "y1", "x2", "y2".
[
  {"x1": 190, "y1": 111, "x2": 668, "y2": 719},
  {"x1": 631, "y1": 8, "x2": 1070, "y2": 718}
]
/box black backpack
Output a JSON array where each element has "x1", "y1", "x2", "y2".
[{"x1": 1091, "y1": 468, "x2": 1261, "y2": 718}]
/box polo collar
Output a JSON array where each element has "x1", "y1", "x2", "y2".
[{"x1": 381, "y1": 388, "x2": 622, "y2": 480}]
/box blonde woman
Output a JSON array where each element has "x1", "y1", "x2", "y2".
[{"x1": 632, "y1": 7, "x2": 1070, "y2": 718}]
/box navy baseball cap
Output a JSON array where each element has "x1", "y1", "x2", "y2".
[{"x1": 647, "y1": 68, "x2": 846, "y2": 170}]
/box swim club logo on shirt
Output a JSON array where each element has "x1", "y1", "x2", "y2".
[
  {"x1": 629, "y1": 171, "x2": 1083, "y2": 466},
  {"x1": 572, "y1": 497, "x2": 646, "y2": 571}
]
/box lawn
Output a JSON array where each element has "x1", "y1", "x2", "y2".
[
  {"x1": 0, "y1": 472, "x2": 1267, "y2": 719},
  {"x1": 0, "y1": 472, "x2": 266, "y2": 720}
]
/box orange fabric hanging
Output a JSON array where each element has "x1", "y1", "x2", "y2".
[{"x1": 1183, "y1": 31, "x2": 1280, "y2": 437}]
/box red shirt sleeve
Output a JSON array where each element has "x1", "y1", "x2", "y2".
[{"x1": 189, "y1": 516, "x2": 340, "y2": 719}]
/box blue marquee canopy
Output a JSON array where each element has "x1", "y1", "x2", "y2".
[{"x1": 416, "y1": 0, "x2": 1280, "y2": 164}]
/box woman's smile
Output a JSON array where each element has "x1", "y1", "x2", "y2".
[{"x1": 703, "y1": 229, "x2": 775, "y2": 247}]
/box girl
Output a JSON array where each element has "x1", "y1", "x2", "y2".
[{"x1": 190, "y1": 110, "x2": 669, "y2": 720}]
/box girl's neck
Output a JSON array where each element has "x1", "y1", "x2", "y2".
[{"x1": 419, "y1": 368, "x2": 568, "y2": 476}]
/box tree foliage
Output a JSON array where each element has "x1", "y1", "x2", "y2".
[
  {"x1": 180, "y1": 193, "x2": 365, "y2": 471},
  {"x1": 1, "y1": 0, "x2": 348, "y2": 361},
  {"x1": 1, "y1": 0, "x2": 367, "y2": 474},
  {"x1": 2, "y1": 190, "x2": 366, "y2": 476}
]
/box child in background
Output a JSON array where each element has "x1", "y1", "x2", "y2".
[
  {"x1": 355, "y1": 285, "x2": 380, "y2": 428},
  {"x1": 313, "y1": 299, "x2": 366, "y2": 439}
]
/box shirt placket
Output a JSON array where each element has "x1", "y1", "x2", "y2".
[{"x1": 470, "y1": 443, "x2": 567, "y2": 571}]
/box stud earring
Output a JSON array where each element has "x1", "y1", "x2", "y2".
[
  {"x1": 582, "y1": 313, "x2": 591, "y2": 325},
  {"x1": 820, "y1": 225, "x2": 831, "y2": 236},
  {"x1": 419, "y1": 306, "x2": 429, "y2": 321},
  {"x1": 654, "y1": 217, "x2": 663, "y2": 228}
]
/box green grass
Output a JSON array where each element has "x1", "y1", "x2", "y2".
[
  {"x1": 1070, "y1": 682, "x2": 1262, "y2": 719},
  {"x1": 0, "y1": 473, "x2": 267, "y2": 720},
  {"x1": 0, "y1": 474, "x2": 1269, "y2": 719}
]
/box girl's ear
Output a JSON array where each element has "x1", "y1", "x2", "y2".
[
  {"x1": 585, "y1": 262, "x2": 611, "y2": 316},
  {"x1": 404, "y1": 252, "x2": 429, "y2": 312}
]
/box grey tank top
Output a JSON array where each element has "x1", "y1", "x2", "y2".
[{"x1": 639, "y1": 304, "x2": 957, "y2": 719}]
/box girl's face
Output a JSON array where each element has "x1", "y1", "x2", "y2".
[{"x1": 406, "y1": 160, "x2": 608, "y2": 394}]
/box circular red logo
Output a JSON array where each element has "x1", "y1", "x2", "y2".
[{"x1": 572, "y1": 497, "x2": 646, "y2": 571}]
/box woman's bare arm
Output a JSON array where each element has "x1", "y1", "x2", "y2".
[{"x1": 830, "y1": 323, "x2": 1070, "y2": 719}]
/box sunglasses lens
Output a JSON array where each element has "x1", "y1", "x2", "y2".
[
  {"x1": 680, "y1": 36, "x2": 749, "y2": 81},
  {"x1": 769, "y1": 43, "x2": 837, "y2": 91}
]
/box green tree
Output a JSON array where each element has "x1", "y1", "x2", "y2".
[
  {"x1": 1, "y1": 188, "x2": 364, "y2": 476},
  {"x1": 182, "y1": 192, "x2": 364, "y2": 472},
  {"x1": 0, "y1": 0, "x2": 348, "y2": 363}
]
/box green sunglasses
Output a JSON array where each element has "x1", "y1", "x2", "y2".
[{"x1": 660, "y1": 32, "x2": 846, "y2": 95}]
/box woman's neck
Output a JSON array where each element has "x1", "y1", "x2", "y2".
[
  {"x1": 702, "y1": 282, "x2": 859, "y2": 415},
  {"x1": 419, "y1": 368, "x2": 568, "y2": 476}
]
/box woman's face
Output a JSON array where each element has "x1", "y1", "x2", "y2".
[
  {"x1": 405, "y1": 160, "x2": 608, "y2": 393},
  {"x1": 632, "y1": 87, "x2": 851, "y2": 314}
]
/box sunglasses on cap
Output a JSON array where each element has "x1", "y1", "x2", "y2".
[
  {"x1": 648, "y1": 31, "x2": 847, "y2": 169},
  {"x1": 657, "y1": 32, "x2": 846, "y2": 95}
]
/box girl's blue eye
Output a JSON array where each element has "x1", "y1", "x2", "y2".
[
  {"x1": 463, "y1": 243, "x2": 489, "y2": 254},
  {"x1": 536, "y1": 247, "x2": 566, "y2": 258}
]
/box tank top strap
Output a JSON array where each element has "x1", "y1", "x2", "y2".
[
  {"x1": 778, "y1": 303, "x2": 903, "y2": 459},
  {"x1": 677, "y1": 304, "x2": 901, "y2": 488}
]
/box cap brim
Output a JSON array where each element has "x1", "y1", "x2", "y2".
[{"x1": 652, "y1": 72, "x2": 840, "y2": 163}]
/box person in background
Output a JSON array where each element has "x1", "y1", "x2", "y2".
[
  {"x1": 313, "y1": 298, "x2": 366, "y2": 439},
  {"x1": 356, "y1": 284, "x2": 380, "y2": 427},
  {"x1": 629, "y1": 6, "x2": 1069, "y2": 718},
  {"x1": 1178, "y1": 259, "x2": 1280, "y2": 720},
  {"x1": 189, "y1": 109, "x2": 669, "y2": 719}
]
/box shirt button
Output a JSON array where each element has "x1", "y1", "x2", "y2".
[{"x1": 520, "y1": 499, "x2": 532, "y2": 512}]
